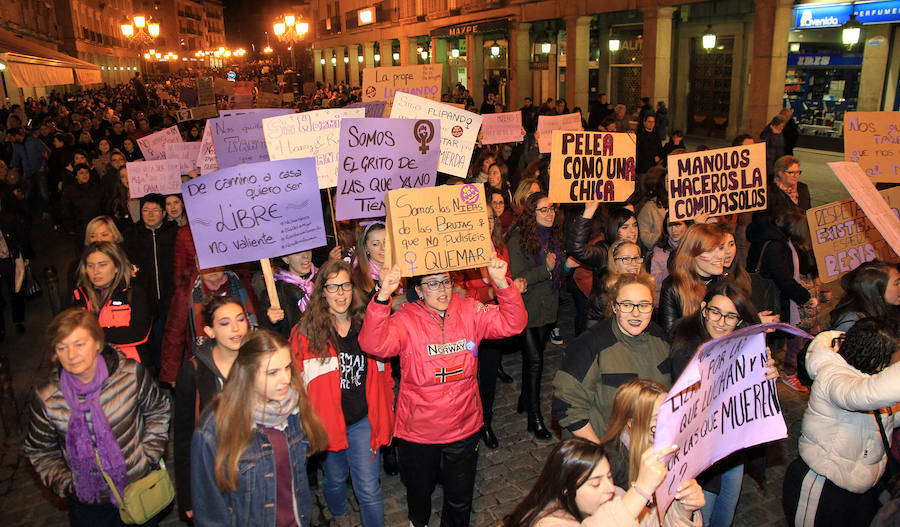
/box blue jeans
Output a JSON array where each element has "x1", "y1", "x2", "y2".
[
  {"x1": 321, "y1": 417, "x2": 383, "y2": 527},
  {"x1": 701, "y1": 463, "x2": 744, "y2": 527}
]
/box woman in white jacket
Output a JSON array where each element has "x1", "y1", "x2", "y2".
[{"x1": 783, "y1": 317, "x2": 900, "y2": 527}]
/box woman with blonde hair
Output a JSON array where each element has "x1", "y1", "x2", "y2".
[
  {"x1": 512, "y1": 177, "x2": 541, "y2": 216},
  {"x1": 657, "y1": 224, "x2": 726, "y2": 334},
  {"x1": 84, "y1": 216, "x2": 125, "y2": 246},
  {"x1": 191, "y1": 329, "x2": 328, "y2": 526}
]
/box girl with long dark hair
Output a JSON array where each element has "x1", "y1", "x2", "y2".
[{"x1": 829, "y1": 261, "x2": 900, "y2": 331}]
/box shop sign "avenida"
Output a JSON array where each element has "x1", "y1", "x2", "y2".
[{"x1": 792, "y1": 1, "x2": 900, "y2": 29}]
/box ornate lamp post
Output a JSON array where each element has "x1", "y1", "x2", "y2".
[
  {"x1": 273, "y1": 14, "x2": 308, "y2": 70},
  {"x1": 121, "y1": 14, "x2": 160, "y2": 73}
]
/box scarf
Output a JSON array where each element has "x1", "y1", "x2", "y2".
[
  {"x1": 274, "y1": 266, "x2": 317, "y2": 313},
  {"x1": 368, "y1": 259, "x2": 381, "y2": 282},
  {"x1": 775, "y1": 179, "x2": 799, "y2": 205},
  {"x1": 253, "y1": 386, "x2": 300, "y2": 429},
  {"x1": 59, "y1": 356, "x2": 127, "y2": 505},
  {"x1": 534, "y1": 226, "x2": 562, "y2": 292}
]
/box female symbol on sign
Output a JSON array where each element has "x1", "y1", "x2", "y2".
[
  {"x1": 460, "y1": 184, "x2": 480, "y2": 205},
  {"x1": 413, "y1": 120, "x2": 435, "y2": 154},
  {"x1": 404, "y1": 251, "x2": 418, "y2": 273}
]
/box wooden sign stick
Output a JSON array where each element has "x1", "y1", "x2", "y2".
[
  {"x1": 259, "y1": 258, "x2": 280, "y2": 310},
  {"x1": 327, "y1": 188, "x2": 340, "y2": 246}
]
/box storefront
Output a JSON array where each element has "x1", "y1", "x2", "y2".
[
  {"x1": 430, "y1": 18, "x2": 509, "y2": 105},
  {"x1": 788, "y1": 1, "x2": 900, "y2": 150}
]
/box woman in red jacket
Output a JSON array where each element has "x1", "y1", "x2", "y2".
[
  {"x1": 290, "y1": 260, "x2": 394, "y2": 527},
  {"x1": 359, "y1": 257, "x2": 527, "y2": 527}
]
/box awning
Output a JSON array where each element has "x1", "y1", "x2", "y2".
[
  {"x1": 75, "y1": 67, "x2": 103, "y2": 85},
  {"x1": 0, "y1": 27, "x2": 100, "y2": 87}
]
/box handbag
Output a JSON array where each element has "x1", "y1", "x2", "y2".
[
  {"x1": 22, "y1": 263, "x2": 42, "y2": 298},
  {"x1": 874, "y1": 410, "x2": 900, "y2": 499},
  {"x1": 94, "y1": 449, "x2": 175, "y2": 524}
]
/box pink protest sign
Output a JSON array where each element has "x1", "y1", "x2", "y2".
[
  {"x1": 481, "y1": 111, "x2": 524, "y2": 145},
  {"x1": 136, "y1": 125, "x2": 183, "y2": 160},
  {"x1": 537, "y1": 113, "x2": 583, "y2": 153},
  {"x1": 653, "y1": 322, "x2": 810, "y2": 521}
]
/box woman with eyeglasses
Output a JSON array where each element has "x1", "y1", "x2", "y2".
[
  {"x1": 769, "y1": 155, "x2": 810, "y2": 215},
  {"x1": 668, "y1": 283, "x2": 777, "y2": 527},
  {"x1": 508, "y1": 192, "x2": 567, "y2": 440},
  {"x1": 553, "y1": 273, "x2": 672, "y2": 443},
  {"x1": 658, "y1": 224, "x2": 727, "y2": 335},
  {"x1": 358, "y1": 258, "x2": 527, "y2": 527},
  {"x1": 783, "y1": 318, "x2": 900, "y2": 527},
  {"x1": 290, "y1": 260, "x2": 394, "y2": 527}
]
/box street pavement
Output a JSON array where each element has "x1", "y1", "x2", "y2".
[{"x1": 0, "y1": 142, "x2": 847, "y2": 526}]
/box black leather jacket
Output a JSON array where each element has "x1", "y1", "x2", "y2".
[
  {"x1": 658, "y1": 274, "x2": 724, "y2": 336},
  {"x1": 566, "y1": 216, "x2": 609, "y2": 323}
]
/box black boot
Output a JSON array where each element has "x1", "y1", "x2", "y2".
[
  {"x1": 382, "y1": 442, "x2": 399, "y2": 476},
  {"x1": 481, "y1": 424, "x2": 499, "y2": 449},
  {"x1": 516, "y1": 392, "x2": 526, "y2": 414},
  {"x1": 527, "y1": 412, "x2": 552, "y2": 441},
  {"x1": 497, "y1": 363, "x2": 513, "y2": 384}
]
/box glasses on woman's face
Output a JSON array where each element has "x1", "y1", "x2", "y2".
[
  {"x1": 536, "y1": 205, "x2": 558, "y2": 215},
  {"x1": 704, "y1": 306, "x2": 741, "y2": 326},
  {"x1": 422, "y1": 278, "x2": 452, "y2": 291},
  {"x1": 784, "y1": 169, "x2": 802, "y2": 176},
  {"x1": 614, "y1": 256, "x2": 643, "y2": 265},
  {"x1": 615, "y1": 301, "x2": 654, "y2": 314},
  {"x1": 324, "y1": 282, "x2": 353, "y2": 293}
]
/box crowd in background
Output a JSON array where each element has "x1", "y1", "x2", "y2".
[{"x1": 1, "y1": 66, "x2": 899, "y2": 527}]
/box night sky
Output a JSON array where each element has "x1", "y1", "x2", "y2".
[{"x1": 221, "y1": 0, "x2": 272, "y2": 51}]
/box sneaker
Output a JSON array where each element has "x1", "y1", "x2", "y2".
[
  {"x1": 549, "y1": 327, "x2": 563, "y2": 345},
  {"x1": 779, "y1": 374, "x2": 808, "y2": 393}
]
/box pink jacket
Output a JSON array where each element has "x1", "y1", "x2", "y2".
[{"x1": 358, "y1": 283, "x2": 527, "y2": 444}]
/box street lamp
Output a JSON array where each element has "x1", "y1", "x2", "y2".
[
  {"x1": 842, "y1": 13, "x2": 862, "y2": 46},
  {"x1": 702, "y1": 25, "x2": 716, "y2": 50},
  {"x1": 121, "y1": 14, "x2": 160, "y2": 74},
  {"x1": 273, "y1": 14, "x2": 309, "y2": 70}
]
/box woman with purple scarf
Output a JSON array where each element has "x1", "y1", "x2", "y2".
[
  {"x1": 25, "y1": 308, "x2": 170, "y2": 527},
  {"x1": 507, "y1": 192, "x2": 567, "y2": 441},
  {"x1": 263, "y1": 250, "x2": 318, "y2": 338}
]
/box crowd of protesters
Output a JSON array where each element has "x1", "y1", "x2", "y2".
[{"x1": 2, "y1": 65, "x2": 899, "y2": 527}]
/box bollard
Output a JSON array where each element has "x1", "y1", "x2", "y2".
[{"x1": 44, "y1": 266, "x2": 62, "y2": 315}]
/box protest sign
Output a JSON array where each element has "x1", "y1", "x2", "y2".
[
  {"x1": 654, "y1": 322, "x2": 807, "y2": 521},
  {"x1": 262, "y1": 108, "x2": 365, "y2": 189},
  {"x1": 385, "y1": 183, "x2": 492, "y2": 277},
  {"x1": 827, "y1": 161, "x2": 900, "y2": 264},
  {"x1": 136, "y1": 125, "x2": 183, "y2": 161},
  {"x1": 806, "y1": 186, "x2": 900, "y2": 281},
  {"x1": 362, "y1": 64, "x2": 443, "y2": 115},
  {"x1": 228, "y1": 94, "x2": 253, "y2": 109},
  {"x1": 667, "y1": 143, "x2": 767, "y2": 221},
  {"x1": 256, "y1": 92, "x2": 282, "y2": 108},
  {"x1": 126, "y1": 160, "x2": 183, "y2": 198},
  {"x1": 537, "y1": 113, "x2": 583, "y2": 153},
  {"x1": 166, "y1": 142, "x2": 202, "y2": 174},
  {"x1": 182, "y1": 158, "x2": 326, "y2": 269},
  {"x1": 843, "y1": 112, "x2": 900, "y2": 183},
  {"x1": 197, "y1": 121, "x2": 218, "y2": 175},
  {"x1": 179, "y1": 86, "x2": 198, "y2": 107},
  {"x1": 174, "y1": 104, "x2": 218, "y2": 122},
  {"x1": 335, "y1": 118, "x2": 440, "y2": 221},
  {"x1": 233, "y1": 81, "x2": 254, "y2": 96},
  {"x1": 210, "y1": 109, "x2": 294, "y2": 168},
  {"x1": 213, "y1": 78, "x2": 234, "y2": 96},
  {"x1": 390, "y1": 92, "x2": 482, "y2": 179},
  {"x1": 548, "y1": 131, "x2": 636, "y2": 203},
  {"x1": 346, "y1": 101, "x2": 388, "y2": 118},
  {"x1": 481, "y1": 111, "x2": 524, "y2": 145},
  {"x1": 197, "y1": 77, "x2": 214, "y2": 105}
]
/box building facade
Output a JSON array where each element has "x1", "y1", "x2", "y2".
[
  {"x1": 55, "y1": 0, "x2": 142, "y2": 85},
  {"x1": 132, "y1": 0, "x2": 226, "y2": 71},
  {"x1": 307, "y1": 0, "x2": 900, "y2": 148}
]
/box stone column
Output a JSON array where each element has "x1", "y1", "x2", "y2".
[
  {"x1": 566, "y1": 15, "x2": 591, "y2": 113},
  {"x1": 313, "y1": 49, "x2": 324, "y2": 83},
  {"x1": 432, "y1": 38, "x2": 449, "y2": 92},
  {"x1": 401, "y1": 37, "x2": 418, "y2": 66},
  {"x1": 747, "y1": 0, "x2": 792, "y2": 136},
  {"x1": 380, "y1": 39, "x2": 394, "y2": 66},
  {"x1": 510, "y1": 21, "x2": 532, "y2": 107},
  {"x1": 335, "y1": 46, "x2": 347, "y2": 84},
  {"x1": 858, "y1": 24, "x2": 892, "y2": 111},
  {"x1": 363, "y1": 41, "x2": 376, "y2": 68},
  {"x1": 467, "y1": 34, "x2": 484, "y2": 107},
  {"x1": 348, "y1": 45, "x2": 361, "y2": 86},
  {"x1": 324, "y1": 47, "x2": 335, "y2": 85},
  {"x1": 640, "y1": 7, "x2": 676, "y2": 109}
]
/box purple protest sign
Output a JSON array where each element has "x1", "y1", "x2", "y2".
[
  {"x1": 209, "y1": 109, "x2": 294, "y2": 168},
  {"x1": 346, "y1": 101, "x2": 388, "y2": 118},
  {"x1": 653, "y1": 322, "x2": 811, "y2": 521},
  {"x1": 182, "y1": 158, "x2": 326, "y2": 269},
  {"x1": 335, "y1": 118, "x2": 440, "y2": 220}
]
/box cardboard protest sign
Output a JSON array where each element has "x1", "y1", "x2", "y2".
[
  {"x1": 346, "y1": 101, "x2": 388, "y2": 118},
  {"x1": 166, "y1": 142, "x2": 202, "y2": 174},
  {"x1": 233, "y1": 81, "x2": 254, "y2": 96},
  {"x1": 548, "y1": 131, "x2": 636, "y2": 203},
  {"x1": 667, "y1": 143, "x2": 767, "y2": 221},
  {"x1": 197, "y1": 121, "x2": 218, "y2": 175},
  {"x1": 176, "y1": 104, "x2": 218, "y2": 122},
  {"x1": 362, "y1": 64, "x2": 443, "y2": 115},
  {"x1": 256, "y1": 92, "x2": 282, "y2": 108},
  {"x1": 136, "y1": 126, "x2": 183, "y2": 161},
  {"x1": 480, "y1": 111, "x2": 524, "y2": 145},
  {"x1": 210, "y1": 109, "x2": 294, "y2": 168},
  {"x1": 654, "y1": 322, "x2": 806, "y2": 521},
  {"x1": 213, "y1": 78, "x2": 234, "y2": 96},
  {"x1": 197, "y1": 77, "x2": 214, "y2": 105},
  {"x1": 843, "y1": 112, "x2": 900, "y2": 183},
  {"x1": 827, "y1": 161, "x2": 900, "y2": 265},
  {"x1": 806, "y1": 186, "x2": 900, "y2": 282},
  {"x1": 179, "y1": 86, "x2": 198, "y2": 107},
  {"x1": 537, "y1": 113, "x2": 583, "y2": 153},
  {"x1": 228, "y1": 94, "x2": 253, "y2": 109},
  {"x1": 390, "y1": 92, "x2": 482, "y2": 179},
  {"x1": 182, "y1": 158, "x2": 326, "y2": 269},
  {"x1": 385, "y1": 183, "x2": 492, "y2": 277},
  {"x1": 262, "y1": 108, "x2": 365, "y2": 189},
  {"x1": 335, "y1": 118, "x2": 440, "y2": 220},
  {"x1": 126, "y1": 160, "x2": 183, "y2": 198}
]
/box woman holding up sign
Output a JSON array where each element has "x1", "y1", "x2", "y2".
[{"x1": 358, "y1": 258, "x2": 527, "y2": 527}]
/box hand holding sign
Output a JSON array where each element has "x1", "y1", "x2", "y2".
[{"x1": 377, "y1": 265, "x2": 403, "y2": 302}]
